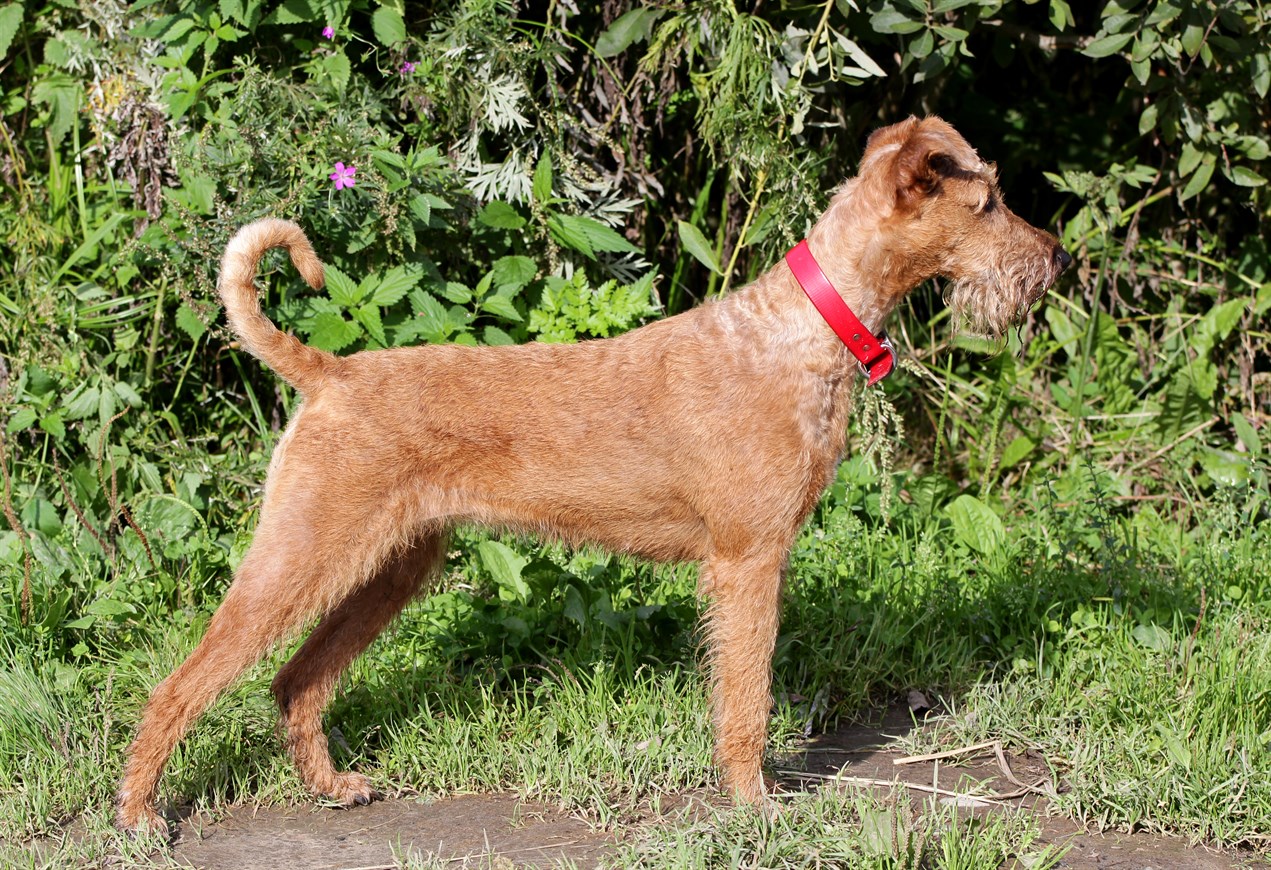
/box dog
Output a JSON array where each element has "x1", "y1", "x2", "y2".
[{"x1": 116, "y1": 116, "x2": 1070, "y2": 832}]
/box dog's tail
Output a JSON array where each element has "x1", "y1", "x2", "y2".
[{"x1": 218, "y1": 219, "x2": 336, "y2": 394}]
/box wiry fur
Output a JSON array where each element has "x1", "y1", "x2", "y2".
[{"x1": 115, "y1": 116, "x2": 1069, "y2": 833}]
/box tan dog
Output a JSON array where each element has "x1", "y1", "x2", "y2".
[{"x1": 116, "y1": 116, "x2": 1069, "y2": 831}]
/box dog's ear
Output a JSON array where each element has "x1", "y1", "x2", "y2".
[
  {"x1": 895, "y1": 145, "x2": 958, "y2": 199},
  {"x1": 864, "y1": 116, "x2": 975, "y2": 206},
  {"x1": 865, "y1": 115, "x2": 920, "y2": 155}
]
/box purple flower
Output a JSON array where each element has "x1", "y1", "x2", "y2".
[
  {"x1": 322, "y1": 25, "x2": 335, "y2": 39},
  {"x1": 329, "y1": 162, "x2": 357, "y2": 190},
  {"x1": 400, "y1": 61, "x2": 417, "y2": 75}
]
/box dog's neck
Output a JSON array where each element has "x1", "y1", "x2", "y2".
[{"x1": 801, "y1": 180, "x2": 911, "y2": 336}]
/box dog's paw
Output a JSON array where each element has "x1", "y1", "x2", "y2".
[
  {"x1": 328, "y1": 771, "x2": 380, "y2": 808},
  {"x1": 115, "y1": 800, "x2": 169, "y2": 838}
]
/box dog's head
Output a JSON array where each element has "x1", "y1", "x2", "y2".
[{"x1": 858, "y1": 116, "x2": 1071, "y2": 337}]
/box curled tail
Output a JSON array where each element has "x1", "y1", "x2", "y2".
[{"x1": 218, "y1": 219, "x2": 336, "y2": 394}]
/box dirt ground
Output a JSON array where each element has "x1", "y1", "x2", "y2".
[
  {"x1": 780, "y1": 707, "x2": 1262, "y2": 870},
  {"x1": 14, "y1": 710, "x2": 1266, "y2": 869},
  {"x1": 165, "y1": 793, "x2": 612, "y2": 869}
]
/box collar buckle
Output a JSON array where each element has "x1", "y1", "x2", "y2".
[{"x1": 861, "y1": 333, "x2": 896, "y2": 386}]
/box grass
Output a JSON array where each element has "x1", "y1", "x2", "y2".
[
  {"x1": 2, "y1": 464, "x2": 1269, "y2": 867},
  {"x1": 615, "y1": 790, "x2": 1067, "y2": 870}
]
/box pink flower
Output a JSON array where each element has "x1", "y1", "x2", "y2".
[
  {"x1": 322, "y1": 25, "x2": 334, "y2": 39},
  {"x1": 400, "y1": 61, "x2": 416, "y2": 74},
  {"x1": 329, "y1": 162, "x2": 357, "y2": 190}
]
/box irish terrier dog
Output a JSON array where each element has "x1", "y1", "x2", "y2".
[{"x1": 116, "y1": 116, "x2": 1070, "y2": 832}]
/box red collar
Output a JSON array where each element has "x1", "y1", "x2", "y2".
[{"x1": 785, "y1": 240, "x2": 896, "y2": 386}]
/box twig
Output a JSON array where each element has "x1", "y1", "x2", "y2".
[
  {"x1": 895, "y1": 739, "x2": 1057, "y2": 799},
  {"x1": 893, "y1": 740, "x2": 999, "y2": 766},
  {"x1": 1126, "y1": 416, "x2": 1219, "y2": 474},
  {"x1": 779, "y1": 769, "x2": 1013, "y2": 806}
]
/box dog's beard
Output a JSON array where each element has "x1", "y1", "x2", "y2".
[{"x1": 943, "y1": 260, "x2": 1053, "y2": 339}]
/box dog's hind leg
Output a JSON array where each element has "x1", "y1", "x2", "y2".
[
  {"x1": 115, "y1": 494, "x2": 407, "y2": 832},
  {"x1": 271, "y1": 532, "x2": 446, "y2": 805},
  {"x1": 700, "y1": 550, "x2": 787, "y2": 806}
]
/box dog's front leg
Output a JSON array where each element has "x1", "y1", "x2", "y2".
[{"x1": 700, "y1": 552, "x2": 786, "y2": 805}]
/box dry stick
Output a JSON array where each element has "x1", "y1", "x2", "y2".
[
  {"x1": 778, "y1": 770, "x2": 1015, "y2": 806},
  {"x1": 893, "y1": 739, "x2": 1000, "y2": 766},
  {"x1": 0, "y1": 429, "x2": 32, "y2": 624},
  {"x1": 895, "y1": 739, "x2": 1055, "y2": 799},
  {"x1": 1126, "y1": 416, "x2": 1219, "y2": 475}
]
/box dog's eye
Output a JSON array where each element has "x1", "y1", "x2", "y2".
[{"x1": 980, "y1": 194, "x2": 997, "y2": 214}]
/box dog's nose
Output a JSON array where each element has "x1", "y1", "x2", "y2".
[{"x1": 1054, "y1": 247, "x2": 1073, "y2": 272}]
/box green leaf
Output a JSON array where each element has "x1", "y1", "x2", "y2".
[
  {"x1": 325, "y1": 265, "x2": 362, "y2": 307},
  {"x1": 368, "y1": 265, "x2": 421, "y2": 305},
  {"x1": 1229, "y1": 166, "x2": 1267, "y2": 187},
  {"x1": 478, "y1": 540, "x2": 530, "y2": 602},
  {"x1": 39, "y1": 411, "x2": 65, "y2": 440},
  {"x1": 1180, "y1": 22, "x2": 1205, "y2": 57},
  {"x1": 551, "y1": 214, "x2": 640, "y2": 257},
  {"x1": 481, "y1": 294, "x2": 523, "y2": 323},
  {"x1": 832, "y1": 34, "x2": 885, "y2": 77},
  {"x1": 85, "y1": 598, "x2": 135, "y2": 618},
  {"x1": 933, "y1": 26, "x2": 969, "y2": 42},
  {"x1": 1138, "y1": 103, "x2": 1157, "y2": 136},
  {"x1": 1000, "y1": 435, "x2": 1036, "y2": 470},
  {"x1": 1081, "y1": 32, "x2": 1133, "y2": 58},
  {"x1": 1048, "y1": 0, "x2": 1073, "y2": 31},
  {"x1": 353, "y1": 303, "x2": 386, "y2": 346},
  {"x1": 870, "y1": 8, "x2": 923, "y2": 34},
  {"x1": 370, "y1": 6, "x2": 406, "y2": 46},
  {"x1": 483, "y1": 325, "x2": 515, "y2": 346},
  {"x1": 532, "y1": 153, "x2": 553, "y2": 203},
  {"x1": 6, "y1": 407, "x2": 36, "y2": 433},
  {"x1": 1233, "y1": 412, "x2": 1261, "y2": 455},
  {"x1": 1145, "y1": 0, "x2": 1184, "y2": 27},
  {"x1": 477, "y1": 201, "x2": 526, "y2": 230},
  {"x1": 946, "y1": 494, "x2": 1006, "y2": 555},
  {"x1": 563, "y1": 585, "x2": 587, "y2": 626},
  {"x1": 1178, "y1": 156, "x2": 1215, "y2": 201},
  {"x1": 595, "y1": 7, "x2": 659, "y2": 58},
  {"x1": 307, "y1": 312, "x2": 362, "y2": 351},
  {"x1": 61, "y1": 384, "x2": 99, "y2": 420},
  {"x1": 547, "y1": 215, "x2": 592, "y2": 258},
  {"x1": 31, "y1": 73, "x2": 80, "y2": 146},
  {"x1": 409, "y1": 193, "x2": 431, "y2": 226},
  {"x1": 175, "y1": 303, "x2": 207, "y2": 341},
  {"x1": 407, "y1": 290, "x2": 450, "y2": 340},
  {"x1": 1202, "y1": 297, "x2": 1247, "y2": 344},
  {"x1": 114, "y1": 381, "x2": 142, "y2": 407},
  {"x1": 491, "y1": 255, "x2": 536, "y2": 291},
  {"x1": 266, "y1": 0, "x2": 319, "y2": 25},
  {"x1": 437, "y1": 282, "x2": 472, "y2": 304},
  {"x1": 676, "y1": 220, "x2": 722, "y2": 275},
  {"x1": 323, "y1": 48, "x2": 350, "y2": 92},
  {"x1": 1252, "y1": 51, "x2": 1270, "y2": 99},
  {"x1": 1178, "y1": 141, "x2": 1202, "y2": 177},
  {"x1": 0, "y1": 4, "x2": 24, "y2": 60},
  {"x1": 1133, "y1": 623, "x2": 1172, "y2": 652}
]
